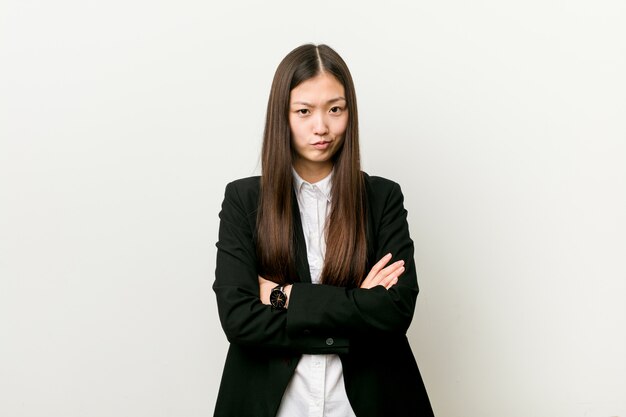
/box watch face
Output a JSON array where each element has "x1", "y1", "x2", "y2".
[{"x1": 270, "y1": 287, "x2": 287, "y2": 309}]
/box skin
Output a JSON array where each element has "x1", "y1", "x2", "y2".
[
  {"x1": 258, "y1": 72, "x2": 405, "y2": 306},
  {"x1": 288, "y1": 72, "x2": 348, "y2": 183}
]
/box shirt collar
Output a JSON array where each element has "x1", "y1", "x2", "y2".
[{"x1": 292, "y1": 167, "x2": 333, "y2": 202}]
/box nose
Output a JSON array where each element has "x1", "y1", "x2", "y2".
[{"x1": 312, "y1": 113, "x2": 329, "y2": 136}]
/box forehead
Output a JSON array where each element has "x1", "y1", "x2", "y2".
[{"x1": 290, "y1": 72, "x2": 345, "y2": 103}]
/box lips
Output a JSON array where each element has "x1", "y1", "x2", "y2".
[{"x1": 312, "y1": 140, "x2": 331, "y2": 150}]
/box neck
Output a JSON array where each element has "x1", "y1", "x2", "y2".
[{"x1": 293, "y1": 160, "x2": 333, "y2": 183}]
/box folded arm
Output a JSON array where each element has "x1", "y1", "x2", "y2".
[
  {"x1": 213, "y1": 179, "x2": 418, "y2": 353},
  {"x1": 286, "y1": 181, "x2": 419, "y2": 338}
]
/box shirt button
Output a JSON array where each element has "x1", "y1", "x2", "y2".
[{"x1": 325, "y1": 337, "x2": 334, "y2": 346}]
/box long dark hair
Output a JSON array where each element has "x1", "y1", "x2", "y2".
[{"x1": 257, "y1": 44, "x2": 367, "y2": 288}]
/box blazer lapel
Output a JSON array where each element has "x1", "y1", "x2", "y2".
[{"x1": 291, "y1": 190, "x2": 312, "y2": 284}]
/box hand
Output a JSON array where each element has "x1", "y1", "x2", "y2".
[
  {"x1": 360, "y1": 253, "x2": 405, "y2": 290},
  {"x1": 258, "y1": 275, "x2": 292, "y2": 308}
]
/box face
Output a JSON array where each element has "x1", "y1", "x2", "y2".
[{"x1": 288, "y1": 72, "x2": 348, "y2": 181}]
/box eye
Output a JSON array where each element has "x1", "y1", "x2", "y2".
[
  {"x1": 296, "y1": 109, "x2": 310, "y2": 115},
  {"x1": 329, "y1": 106, "x2": 343, "y2": 114}
]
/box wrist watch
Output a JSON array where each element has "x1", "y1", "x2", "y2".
[{"x1": 269, "y1": 285, "x2": 288, "y2": 311}]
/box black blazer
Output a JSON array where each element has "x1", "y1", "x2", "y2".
[{"x1": 213, "y1": 173, "x2": 434, "y2": 417}]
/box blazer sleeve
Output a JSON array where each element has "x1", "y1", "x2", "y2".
[
  {"x1": 286, "y1": 180, "x2": 419, "y2": 337},
  {"x1": 213, "y1": 180, "x2": 350, "y2": 354}
]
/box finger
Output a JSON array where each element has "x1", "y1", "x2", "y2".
[
  {"x1": 372, "y1": 260, "x2": 404, "y2": 283},
  {"x1": 382, "y1": 267, "x2": 404, "y2": 288},
  {"x1": 376, "y1": 261, "x2": 405, "y2": 288},
  {"x1": 368, "y1": 253, "x2": 393, "y2": 276},
  {"x1": 363, "y1": 253, "x2": 393, "y2": 283},
  {"x1": 384, "y1": 276, "x2": 399, "y2": 289},
  {"x1": 366, "y1": 260, "x2": 403, "y2": 288},
  {"x1": 380, "y1": 260, "x2": 404, "y2": 275},
  {"x1": 373, "y1": 260, "x2": 405, "y2": 284}
]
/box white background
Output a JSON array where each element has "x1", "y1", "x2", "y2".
[{"x1": 1, "y1": 0, "x2": 625, "y2": 416}]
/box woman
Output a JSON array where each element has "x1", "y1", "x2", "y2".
[{"x1": 213, "y1": 44, "x2": 434, "y2": 417}]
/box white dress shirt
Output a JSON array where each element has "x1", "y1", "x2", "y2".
[{"x1": 275, "y1": 169, "x2": 357, "y2": 417}]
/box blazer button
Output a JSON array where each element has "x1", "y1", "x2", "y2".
[{"x1": 326, "y1": 337, "x2": 334, "y2": 346}]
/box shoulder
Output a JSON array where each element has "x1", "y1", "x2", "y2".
[
  {"x1": 222, "y1": 176, "x2": 261, "y2": 211},
  {"x1": 225, "y1": 176, "x2": 261, "y2": 193},
  {"x1": 362, "y1": 172, "x2": 403, "y2": 199},
  {"x1": 362, "y1": 172, "x2": 408, "y2": 221}
]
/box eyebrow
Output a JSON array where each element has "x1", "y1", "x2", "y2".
[{"x1": 291, "y1": 97, "x2": 347, "y2": 106}]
